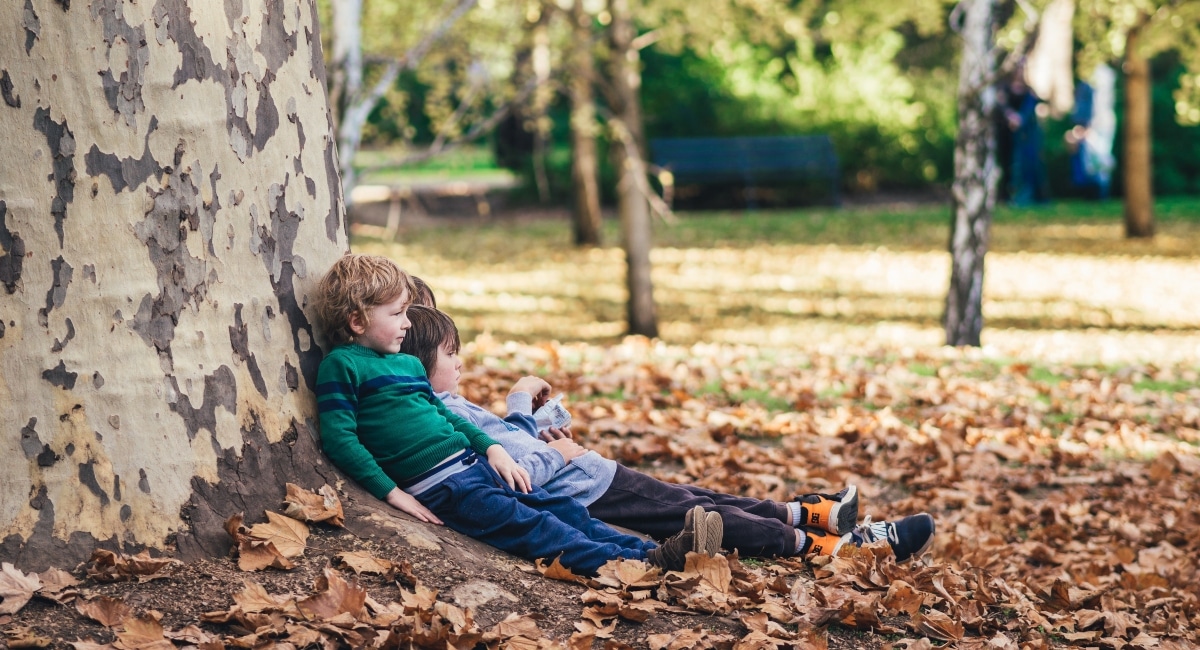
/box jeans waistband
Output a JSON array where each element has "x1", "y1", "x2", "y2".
[{"x1": 401, "y1": 449, "x2": 478, "y2": 496}]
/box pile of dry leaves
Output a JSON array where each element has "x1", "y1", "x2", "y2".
[{"x1": 2, "y1": 338, "x2": 1197, "y2": 649}]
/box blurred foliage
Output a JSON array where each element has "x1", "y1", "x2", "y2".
[{"x1": 318, "y1": 0, "x2": 1200, "y2": 200}]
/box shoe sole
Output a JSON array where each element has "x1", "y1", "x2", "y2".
[
  {"x1": 828, "y1": 485, "x2": 859, "y2": 535},
  {"x1": 687, "y1": 506, "x2": 707, "y2": 554},
  {"x1": 701, "y1": 511, "x2": 724, "y2": 555}
]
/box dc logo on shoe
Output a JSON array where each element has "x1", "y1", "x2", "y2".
[{"x1": 812, "y1": 514, "x2": 821, "y2": 524}]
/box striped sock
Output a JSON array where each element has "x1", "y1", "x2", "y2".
[{"x1": 788, "y1": 501, "x2": 803, "y2": 528}]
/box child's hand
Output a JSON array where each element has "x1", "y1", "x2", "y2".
[
  {"x1": 384, "y1": 487, "x2": 443, "y2": 525},
  {"x1": 538, "y1": 426, "x2": 573, "y2": 442},
  {"x1": 547, "y1": 438, "x2": 586, "y2": 464},
  {"x1": 510, "y1": 376, "x2": 551, "y2": 410},
  {"x1": 487, "y1": 445, "x2": 532, "y2": 493}
]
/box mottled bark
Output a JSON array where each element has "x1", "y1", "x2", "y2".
[
  {"x1": 0, "y1": 0, "x2": 347, "y2": 570},
  {"x1": 945, "y1": 0, "x2": 1000, "y2": 347},
  {"x1": 608, "y1": 0, "x2": 657, "y2": 338},
  {"x1": 569, "y1": 0, "x2": 602, "y2": 247},
  {"x1": 1122, "y1": 24, "x2": 1154, "y2": 238}
]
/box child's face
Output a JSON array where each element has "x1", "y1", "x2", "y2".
[
  {"x1": 428, "y1": 343, "x2": 462, "y2": 394},
  {"x1": 349, "y1": 288, "x2": 411, "y2": 355}
]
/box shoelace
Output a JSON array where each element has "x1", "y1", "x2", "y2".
[{"x1": 851, "y1": 516, "x2": 895, "y2": 546}]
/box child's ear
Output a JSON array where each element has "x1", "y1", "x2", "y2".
[{"x1": 348, "y1": 311, "x2": 367, "y2": 336}]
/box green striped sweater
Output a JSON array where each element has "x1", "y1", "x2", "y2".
[{"x1": 316, "y1": 344, "x2": 497, "y2": 499}]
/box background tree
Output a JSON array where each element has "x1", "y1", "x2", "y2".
[
  {"x1": 944, "y1": 0, "x2": 1003, "y2": 346},
  {"x1": 568, "y1": 0, "x2": 603, "y2": 247},
  {"x1": 0, "y1": 0, "x2": 350, "y2": 570},
  {"x1": 1075, "y1": 0, "x2": 1200, "y2": 238}
]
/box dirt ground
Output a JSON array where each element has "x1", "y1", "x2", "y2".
[{"x1": 2, "y1": 515, "x2": 876, "y2": 649}]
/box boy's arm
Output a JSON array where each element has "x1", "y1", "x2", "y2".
[
  {"x1": 316, "y1": 359, "x2": 398, "y2": 500},
  {"x1": 439, "y1": 394, "x2": 567, "y2": 487}
]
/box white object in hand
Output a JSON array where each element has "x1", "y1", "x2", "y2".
[{"x1": 534, "y1": 394, "x2": 572, "y2": 431}]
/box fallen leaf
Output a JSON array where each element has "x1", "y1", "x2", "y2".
[
  {"x1": 6, "y1": 626, "x2": 52, "y2": 649},
  {"x1": 0, "y1": 563, "x2": 41, "y2": 615},
  {"x1": 236, "y1": 539, "x2": 294, "y2": 572},
  {"x1": 115, "y1": 615, "x2": 173, "y2": 650},
  {"x1": 535, "y1": 556, "x2": 586, "y2": 583},
  {"x1": 334, "y1": 551, "x2": 393, "y2": 575},
  {"x1": 248, "y1": 511, "x2": 309, "y2": 558},
  {"x1": 914, "y1": 609, "x2": 965, "y2": 642},
  {"x1": 296, "y1": 568, "x2": 366, "y2": 621},
  {"x1": 75, "y1": 596, "x2": 133, "y2": 628},
  {"x1": 283, "y1": 483, "x2": 345, "y2": 527}
]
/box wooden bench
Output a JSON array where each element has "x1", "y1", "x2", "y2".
[{"x1": 650, "y1": 135, "x2": 841, "y2": 208}]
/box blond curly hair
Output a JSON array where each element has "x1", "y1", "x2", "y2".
[{"x1": 314, "y1": 254, "x2": 416, "y2": 347}]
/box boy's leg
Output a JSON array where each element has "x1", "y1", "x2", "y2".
[
  {"x1": 587, "y1": 466, "x2": 796, "y2": 557},
  {"x1": 417, "y1": 464, "x2": 649, "y2": 575}
]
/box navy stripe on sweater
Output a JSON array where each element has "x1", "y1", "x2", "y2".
[{"x1": 358, "y1": 374, "x2": 431, "y2": 399}]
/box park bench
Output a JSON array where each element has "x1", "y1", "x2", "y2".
[{"x1": 650, "y1": 135, "x2": 841, "y2": 208}]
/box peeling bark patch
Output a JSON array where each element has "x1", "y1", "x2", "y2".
[
  {"x1": 94, "y1": 371, "x2": 105, "y2": 389},
  {"x1": 0, "y1": 200, "x2": 25, "y2": 293},
  {"x1": 85, "y1": 117, "x2": 161, "y2": 193},
  {"x1": 283, "y1": 359, "x2": 298, "y2": 391},
  {"x1": 20, "y1": 418, "x2": 42, "y2": 459},
  {"x1": 38, "y1": 256, "x2": 74, "y2": 327},
  {"x1": 257, "y1": 0, "x2": 299, "y2": 73},
  {"x1": 138, "y1": 468, "x2": 150, "y2": 494},
  {"x1": 1, "y1": 70, "x2": 20, "y2": 108},
  {"x1": 95, "y1": 0, "x2": 150, "y2": 127},
  {"x1": 51, "y1": 318, "x2": 76, "y2": 352},
  {"x1": 54, "y1": 0, "x2": 70, "y2": 9},
  {"x1": 120, "y1": 505, "x2": 132, "y2": 522},
  {"x1": 153, "y1": 1, "x2": 217, "y2": 88},
  {"x1": 130, "y1": 146, "x2": 213, "y2": 353},
  {"x1": 37, "y1": 445, "x2": 61, "y2": 467},
  {"x1": 23, "y1": 0, "x2": 41, "y2": 54},
  {"x1": 33, "y1": 108, "x2": 76, "y2": 248},
  {"x1": 113, "y1": 475, "x2": 122, "y2": 501},
  {"x1": 323, "y1": 140, "x2": 342, "y2": 241},
  {"x1": 42, "y1": 360, "x2": 77, "y2": 389},
  {"x1": 78, "y1": 461, "x2": 111, "y2": 507},
  {"x1": 255, "y1": 186, "x2": 320, "y2": 390},
  {"x1": 168, "y1": 365, "x2": 237, "y2": 441},
  {"x1": 229, "y1": 304, "x2": 268, "y2": 397}
]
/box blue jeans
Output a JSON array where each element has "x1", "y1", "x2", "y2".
[{"x1": 416, "y1": 462, "x2": 657, "y2": 574}]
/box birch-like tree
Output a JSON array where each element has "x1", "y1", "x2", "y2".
[
  {"x1": 0, "y1": 0, "x2": 352, "y2": 570},
  {"x1": 944, "y1": 0, "x2": 1002, "y2": 346}
]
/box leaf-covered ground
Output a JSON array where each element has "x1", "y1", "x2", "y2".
[{"x1": 4, "y1": 205, "x2": 1198, "y2": 648}]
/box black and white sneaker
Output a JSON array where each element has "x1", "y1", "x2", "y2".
[{"x1": 848, "y1": 513, "x2": 935, "y2": 563}]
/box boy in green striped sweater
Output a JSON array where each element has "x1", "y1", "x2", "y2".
[{"x1": 313, "y1": 254, "x2": 722, "y2": 574}]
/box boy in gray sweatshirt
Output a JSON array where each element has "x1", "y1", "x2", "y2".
[{"x1": 400, "y1": 305, "x2": 936, "y2": 562}]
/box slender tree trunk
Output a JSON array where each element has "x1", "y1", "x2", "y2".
[
  {"x1": 1122, "y1": 24, "x2": 1154, "y2": 238},
  {"x1": 0, "y1": 0, "x2": 348, "y2": 570},
  {"x1": 569, "y1": 0, "x2": 603, "y2": 247},
  {"x1": 945, "y1": 0, "x2": 1000, "y2": 347},
  {"x1": 608, "y1": 0, "x2": 658, "y2": 338},
  {"x1": 328, "y1": 0, "x2": 364, "y2": 128}
]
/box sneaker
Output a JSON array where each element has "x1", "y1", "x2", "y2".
[
  {"x1": 799, "y1": 527, "x2": 848, "y2": 557},
  {"x1": 794, "y1": 485, "x2": 859, "y2": 535},
  {"x1": 647, "y1": 506, "x2": 723, "y2": 571},
  {"x1": 847, "y1": 514, "x2": 936, "y2": 563}
]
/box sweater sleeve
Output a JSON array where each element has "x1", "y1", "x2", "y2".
[
  {"x1": 316, "y1": 353, "x2": 398, "y2": 499},
  {"x1": 431, "y1": 394, "x2": 498, "y2": 455}
]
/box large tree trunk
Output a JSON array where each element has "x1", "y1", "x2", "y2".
[
  {"x1": 1122, "y1": 23, "x2": 1154, "y2": 238},
  {"x1": 0, "y1": 0, "x2": 348, "y2": 571},
  {"x1": 608, "y1": 0, "x2": 658, "y2": 338},
  {"x1": 569, "y1": 0, "x2": 603, "y2": 247},
  {"x1": 945, "y1": 0, "x2": 1000, "y2": 347}
]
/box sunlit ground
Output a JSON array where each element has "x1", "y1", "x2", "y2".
[{"x1": 351, "y1": 197, "x2": 1200, "y2": 367}]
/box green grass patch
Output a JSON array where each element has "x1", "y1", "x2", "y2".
[
  {"x1": 732, "y1": 388, "x2": 792, "y2": 412},
  {"x1": 1133, "y1": 379, "x2": 1197, "y2": 393}
]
